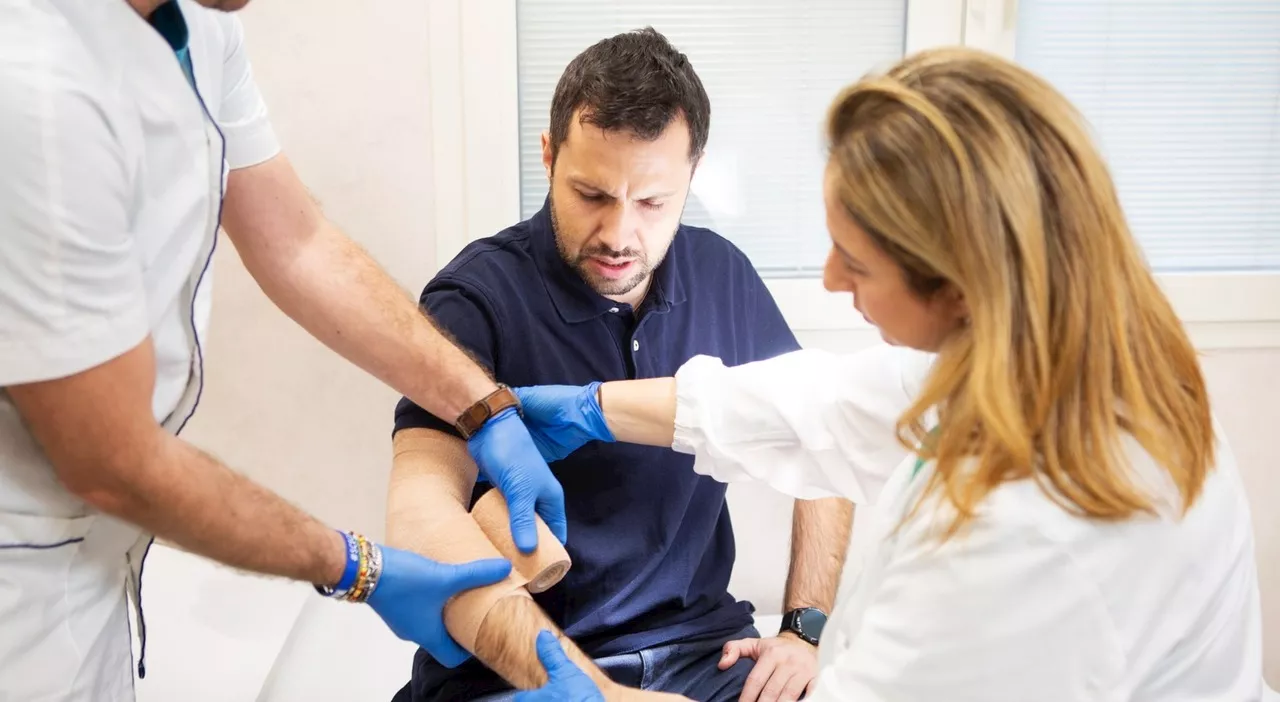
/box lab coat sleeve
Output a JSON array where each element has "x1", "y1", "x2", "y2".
[
  {"x1": 671, "y1": 345, "x2": 933, "y2": 504},
  {"x1": 809, "y1": 495, "x2": 1123, "y2": 701},
  {"x1": 215, "y1": 14, "x2": 281, "y2": 169},
  {"x1": 0, "y1": 17, "x2": 150, "y2": 386}
]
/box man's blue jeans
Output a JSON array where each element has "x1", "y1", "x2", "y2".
[
  {"x1": 480, "y1": 624, "x2": 758, "y2": 702},
  {"x1": 397, "y1": 625, "x2": 760, "y2": 702}
]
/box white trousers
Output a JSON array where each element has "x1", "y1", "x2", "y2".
[{"x1": 0, "y1": 511, "x2": 147, "y2": 701}]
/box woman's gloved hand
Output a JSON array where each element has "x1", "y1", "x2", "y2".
[
  {"x1": 466, "y1": 407, "x2": 569, "y2": 552},
  {"x1": 514, "y1": 631, "x2": 606, "y2": 702},
  {"x1": 366, "y1": 546, "x2": 512, "y2": 668},
  {"x1": 512, "y1": 383, "x2": 615, "y2": 462}
]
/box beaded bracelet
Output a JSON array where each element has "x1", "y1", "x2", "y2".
[{"x1": 314, "y1": 530, "x2": 384, "y2": 603}]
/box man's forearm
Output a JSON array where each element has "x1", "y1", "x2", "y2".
[
  {"x1": 387, "y1": 430, "x2": 612, "y2": 690},
  {"x1": 242, "y1": 220, "x2": 496, "y2": 421},
  {"x1": 476, "y1": 595, "x2": 613, "y2": 691},
  {"x1": 86, "y1": 433, "x2": 344, "y2": 586},
  {"x1": 784, "y1": 497, "x2": 854, "y2": 613}
]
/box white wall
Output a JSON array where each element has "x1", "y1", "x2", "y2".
[
  {"x1": 181, "y1": 1, "x2": 437, "y2": 542},
  {"x1": 181, "y1": 2, "x2": 1278, "y2": 686}
]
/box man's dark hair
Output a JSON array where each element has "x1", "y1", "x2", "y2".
[{"x1": 548, "y1": 27, "x2": 710, "y2": 165}]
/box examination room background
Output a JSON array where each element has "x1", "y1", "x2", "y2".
[{"x1": 154, "y1": 0, "x2": 1280, "y2": 691}]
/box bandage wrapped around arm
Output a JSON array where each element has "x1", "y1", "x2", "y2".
[{"x1": 387, "y1": 429, "x2": 571, "y2": 651}]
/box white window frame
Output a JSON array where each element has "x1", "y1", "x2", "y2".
[{"x1": 425, "y1": 0, "x2": 1280, "y2": 349}]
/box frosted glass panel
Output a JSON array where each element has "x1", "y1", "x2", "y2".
[{"x1": 1017, "y1": 0, "x2": 1280, "y2": 271}]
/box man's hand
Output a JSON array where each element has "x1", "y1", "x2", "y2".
[
  {"x1": 366, "y1": 548, "x2": 512, "y2": 668},
  {"x1": 719, "y1": 633, "x2": 819, "y2": 702},
  {"x1": 512, "y1": 383, "x2": 615, "y2": 461},
  {"x1": 466, "y1": 408, "x2": 569, "y2": 552}
]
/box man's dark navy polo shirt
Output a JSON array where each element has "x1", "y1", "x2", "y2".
[{"x1": 393, "y1": 200, "x2": 800, "y2": 698}]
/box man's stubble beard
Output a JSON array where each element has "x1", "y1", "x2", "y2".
[{"x1": 549, "y1": 193, "x2": 679, "y2": 298}]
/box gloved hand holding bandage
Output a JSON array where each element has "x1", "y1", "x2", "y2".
[
  {"x1": 366, "y1": 547, "x2": 514, "y2": 668},
  {"x1": 389, "y1": 429, "x2": 573, "y2": 661},
  {"x1": 466, "y1": 407, "x2": 570, "y2": 552}
]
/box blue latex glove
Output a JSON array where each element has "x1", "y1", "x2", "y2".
[
  {"x1": 511, "y1": 383, "x2": 615, "y2": 462},
  {"x1": 466, "y1": 407, "x2": 569, "y2": 552},
  {"x1": 367, "y1": 546, "x2": 512, "y2": 668},
  {"x1": 514, "y1": 630, "x2": 606, "y2": 702}
]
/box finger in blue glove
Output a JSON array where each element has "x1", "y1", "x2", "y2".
[
  {"x1": 367, "y1": 547, "x2": 512, "y2": 668},
  {"x1": 513, "y1": 630, "x2": 605, "y2": 702},
  {"x1": 466, "y1": 407, "x2": 569, "y2": 553}
]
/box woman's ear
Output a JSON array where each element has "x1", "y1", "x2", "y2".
[{"x1": 943, "y1": 283, "x2": 969, "y2": 326}]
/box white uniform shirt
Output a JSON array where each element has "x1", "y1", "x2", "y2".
[
  {"x1": 674, "y1": 346, "x2": 1264, "y2": 701},
  {"x1": 0, "y1": 0, "x2": 279, "y2": 518},
  {"x1": 0, "y1": 3, "x2": 279, "y2": 698}
]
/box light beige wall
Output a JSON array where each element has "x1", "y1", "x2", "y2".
[
  {"x1": 181, "y1": 4, "x2": 1277, "y2": 685},
  {"x1": 180, "y1": 2, "x2": 436, "y2": 541},
  {"x1": 1200, "y1": 348, "x2": 1280, "y2": 685}
]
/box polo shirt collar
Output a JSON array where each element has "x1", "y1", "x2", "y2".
[{"x1": 529, "y1": 198, "x2": 687, "y2": 324}]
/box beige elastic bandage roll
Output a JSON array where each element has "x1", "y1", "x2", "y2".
[{"x1": 470, "y1": 489, "x2": 572, "y2": 594}]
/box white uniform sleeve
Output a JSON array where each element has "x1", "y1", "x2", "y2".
[
  {"x1": 671, "y1": 345, "x2": 934, "y2": 503},
  {"x1": 0, "y1": 13, "x2": 149, "y2": 386},
  {"x1": 808, "y1": 497, "x2": 1122, "y2": 702},
  {"x1": 214, "y1": 14, "x2": 280, "y2": 169}
]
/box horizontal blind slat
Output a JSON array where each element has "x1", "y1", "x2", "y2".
[{"x1": 1017, "y1": 0, "x2": 1280, "y2": 271}]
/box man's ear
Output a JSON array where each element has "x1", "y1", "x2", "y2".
[{"x1": 541, "y1": 131, "x2": 554, "y2": 179}]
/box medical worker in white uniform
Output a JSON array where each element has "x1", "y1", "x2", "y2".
[
  {"x1": 511, "y1": 48, "x2": 1266, "y2": 701},
  {"x1": 0, "y1": 1, "x2": 569, "y2": 699}
]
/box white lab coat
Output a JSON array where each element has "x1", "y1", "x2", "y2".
[
  {"x1": 673, "y1": 346, "x2": 1265, "y2": 701},
  {"x1": 0, "y1": 2, "x2": 279, "y2": 699}
]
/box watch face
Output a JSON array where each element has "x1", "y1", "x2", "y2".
[{"x1": 797, "y1": 609, "x2": 827, "y2": 641}]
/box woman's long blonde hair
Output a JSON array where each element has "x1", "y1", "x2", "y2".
[{"x1": 825, "y1": 47, "x2": 1214, "y2": 533}]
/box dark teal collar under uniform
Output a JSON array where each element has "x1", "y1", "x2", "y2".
[{"x1": 148, "y1": 1, "x2": 197, "y2": 88}]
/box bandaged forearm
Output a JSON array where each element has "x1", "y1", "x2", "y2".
[{"x1": 386, "y1": 430, "x2": 572, "y2": 653}]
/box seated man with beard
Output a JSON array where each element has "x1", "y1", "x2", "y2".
[{"x1": 388, "y1": 28, "x2": 854, "y2": 702}]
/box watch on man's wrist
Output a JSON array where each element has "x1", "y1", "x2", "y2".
[
  {"x1": 454, "y1": 384, "x2": 521, "y2": 439},
  {"x1": 780, "y1": 607, "x2": 828, "y2": 646}
]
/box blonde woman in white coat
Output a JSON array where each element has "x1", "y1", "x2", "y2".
[{"x1": 509, "y1": 47, "x2": 1265, "y2": 702}]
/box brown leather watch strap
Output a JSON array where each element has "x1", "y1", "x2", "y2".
[{"x1": 454, "y1": 385, "x2": 521, "y2": 439}]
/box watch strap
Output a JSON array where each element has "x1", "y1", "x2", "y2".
[
  {"x1": 780, "y1": 607, "x2": 826, "y2": 645},
  {"x1": 455, "y1": 385, "x2": 521, "y2": 439}
]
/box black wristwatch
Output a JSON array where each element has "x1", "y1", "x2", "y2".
[{"x1": 780, "y1": 607, "x2": 828, "y2": 646}]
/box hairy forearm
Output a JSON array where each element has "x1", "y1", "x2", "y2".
[
  {"x1": 475, "y1": 596, "x2": 614, "y2": 691},
  {"x1": 249, "y1": 222, "x2": 496, "y2": 419},
  {"x1": 598, "y1": 378, "x2": 678, "y2": 448},
  {"x1": 785, "y1": 497, "x2": 854, "y2": 612},
  {"x1": 86, "y1": 433, "x2": 344, "y2": 586}
]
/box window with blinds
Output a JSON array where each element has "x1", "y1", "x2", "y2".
[
  {"x1": 1016, "y1": 0, "x2": 1280, "y2": 272},
  {"x1": 515, "y1": 0, "x2": 907, "y2": 276}
]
